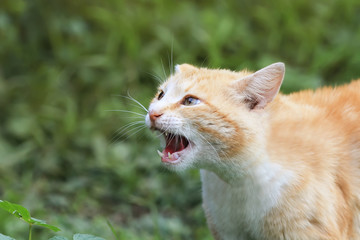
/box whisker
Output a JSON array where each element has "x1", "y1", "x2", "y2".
[
  {"x1": 108, "y1": 91, "x2": 149, "y2": 144},
  {"x1": 113, "y1": 121, "x2": 145, "y2": 135},
  {"x1": 155, "y1": 125, "x2": 172, "y2": 138},
  {"x1": 106, "y1": 110, "x2": 146, "y2": 117},
  {"x1": 126, "y1": 103, "x2": 147, "y2": 113},
  {"x1": 111, "y1": 121, "x2": 145, "y2": 143},
  {"x1": 126, "y1": 91, "x2": 149, "y2": 113},
  {"x1": 199, "y1": 135, "x2": 221, "y2": 161},
  {"x1": 111, "y1": 123, "x2": 146, "y2": 144},
  {"x1": 116, "y1": 116, "x2": 145, "y2": 120},
  {"x1": 122, "y1": 125, "x2": 147, "y2": 141},
  {"x1": 171, "y1": 39, "x2": 174, "y2": 76},
  {"x1": 168, "y1": 39, "x2": 174, "y2": 77},
  {"x1": 175, "y1": 134, "x2": 179, "y2": 148},
  {"x1": 189, "y1": 123, "x2": 224, "y2": 162},
  {"x1": 168, "y1": 52, "x2": 171, "y2": 76},
  {"x1": 111, "y1": 93, "x2": 149, "y2": 113},
  {"x1": 181, "y1": 129, "x2": 194, "y2": 157},
  {"x1": 200, "y1": 56, "x2": 208, "y2": 68},
  {"x1": 160, "y1": 58, "x2": 167, "y2": 80},
  {"x1": 155, "y1": 131, "x2": 164, "y2": 138},
  {"x1": 169, "y1": 131, "x2": 177, "y2": 143},
  {"x1": 146, "y1": 71, "x2": 164, "y2": 83}
]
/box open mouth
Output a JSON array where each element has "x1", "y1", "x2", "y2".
[{"x1": 157, "y1": 132, "x2": 190, "y2": 164}]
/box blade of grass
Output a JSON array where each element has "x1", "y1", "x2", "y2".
[{"x1": 106, "y1": 220, "x2": 120, "y2": 240}]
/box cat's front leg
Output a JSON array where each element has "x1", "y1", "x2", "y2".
[
  {"x1": 203, "y1": 203, "x2": 222, "y2": 240},
  {"x1": 203, "y1": 202, "x2": 251, "y2": 240}
]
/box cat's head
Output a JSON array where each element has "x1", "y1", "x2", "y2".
[{"x1": 146, "y1": 62, "x2": 285, "y2": 172}]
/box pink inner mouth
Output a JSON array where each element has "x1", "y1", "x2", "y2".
[{"x1": 162, "y1": 133, "x2": 189, "y2": 162}]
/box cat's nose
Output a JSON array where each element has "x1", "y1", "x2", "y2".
[{"x1": 149, "y1": 111, "x2": 163, "y2": 124}]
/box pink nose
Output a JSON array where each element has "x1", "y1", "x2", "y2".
[{"x1": 149, "y1": 111, "x2": 163, "y2": 124}]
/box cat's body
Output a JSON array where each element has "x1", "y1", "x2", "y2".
[
  {"x1": 202, "y1": 80, "x2": 360, "y2": 240},
  {"x1": 145, "y1": 63, "x2": 360, "y2": 239}
]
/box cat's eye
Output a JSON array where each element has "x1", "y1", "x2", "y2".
[
  {"x1": 182, "y1": 96, "x2": 201, "y2": 106},
  {"x1": 158, "y1": 90, "x2": 165, "y2": 100}
]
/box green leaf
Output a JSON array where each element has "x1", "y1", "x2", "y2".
[
  {"x1": 49, "y1": 236, "x2": 69, "y2": 240},
  {"x1": 30, "y1": 217, "x2": 61, "y2": 232},
  {"x1": 0, "y1": 233, "x2": 16, "y2": 240},
  {"x1": 0, "y1": 200, "x2": 61, "y2": 232},
  {"x1": 0, "y1": 200, "x2": 31, "y2": 222},
  {"x1": 73, "y1": 234, "x2": 105, "y2": 240}
]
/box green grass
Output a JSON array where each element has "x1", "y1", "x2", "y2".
[{"x1": 1, "y1": 0, "x2": 360, "y2": 239}]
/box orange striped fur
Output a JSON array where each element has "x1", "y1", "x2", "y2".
[{"x1": 146, "y1": 63, "x2": 360, "y2": 239}]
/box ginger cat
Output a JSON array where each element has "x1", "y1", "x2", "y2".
[{"x1": 145, "y1": 62, "x2": 360, "y2": 240}]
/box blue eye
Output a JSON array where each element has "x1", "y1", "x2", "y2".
[{"x1": 182, "y1": 96, "x2": 201, "y2": 106}]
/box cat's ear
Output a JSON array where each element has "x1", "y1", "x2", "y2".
[
  {"x1": 175, "y1": 64, "x2": 198, "y2": 74},
  {"x1": 232, "y1": 62, "x2": 285, "y2": 110}
]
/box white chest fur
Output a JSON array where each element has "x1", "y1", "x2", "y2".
[{"x1": 200, "y1": 162, "x2": 292, "y2": 239}]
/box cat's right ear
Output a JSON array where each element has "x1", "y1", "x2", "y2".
[
  {"x1": 175, "y1": 64, "x2": 198, "y2": 74},
  {"x1": 232, "y1": 62, "x2": 285, "y2": 110}
]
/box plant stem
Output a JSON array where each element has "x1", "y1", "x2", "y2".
[{"x1": 29, "y1": 224, "x2": 32, "y2": 240}]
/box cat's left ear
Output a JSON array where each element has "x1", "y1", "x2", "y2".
[
  {"x1": 232, "y1": 62, "x2": 285, "y2": 109},
  {"x1": 175, "y1": 64, "x2": 198, "y2": 74}
]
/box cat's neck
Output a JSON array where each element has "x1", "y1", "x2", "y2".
[
  {"x1": 202, "y1": 95, "x2": 295, "y2": 186},
  {"x1": 200, "y1": 154, "x2": 294, "y2": 226},
  {"x1": 205, "y1": 146, "x2": 293, "y2": 188}
]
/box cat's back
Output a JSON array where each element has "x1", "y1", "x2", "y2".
[
  {"x1": 270, "y1": 79, "x2": 360, "y2": 162},
  {"x1": 264, "y1": 80, "x2": 360, "y2": 239},
  {"x1": 285, "y1": 80, "x2": 360, "y2": 147},
  {"x1": 287, "y1": 80, "x2": 360, "y2": 119},
  {"x1": 272, "y1": 80, "x2": 360, "y2": 138}
]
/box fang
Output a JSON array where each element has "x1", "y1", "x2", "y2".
[{"x1": 157, "y1": 150, "x2": 164, "y2": 157}]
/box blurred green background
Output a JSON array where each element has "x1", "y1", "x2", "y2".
[{"x1": 1, "y1": 0, "x2": 360, "y2": 239}]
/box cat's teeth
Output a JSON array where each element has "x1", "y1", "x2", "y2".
[
  {"x1": 157, "y1": 150, "x2": 164, "y2": 158},
  {"x1": 168, "y1": 152, "x2": 172, "y2": 159},
  {"x1": 164, "y1": 132, "x2": 169, "y2": 137}
]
